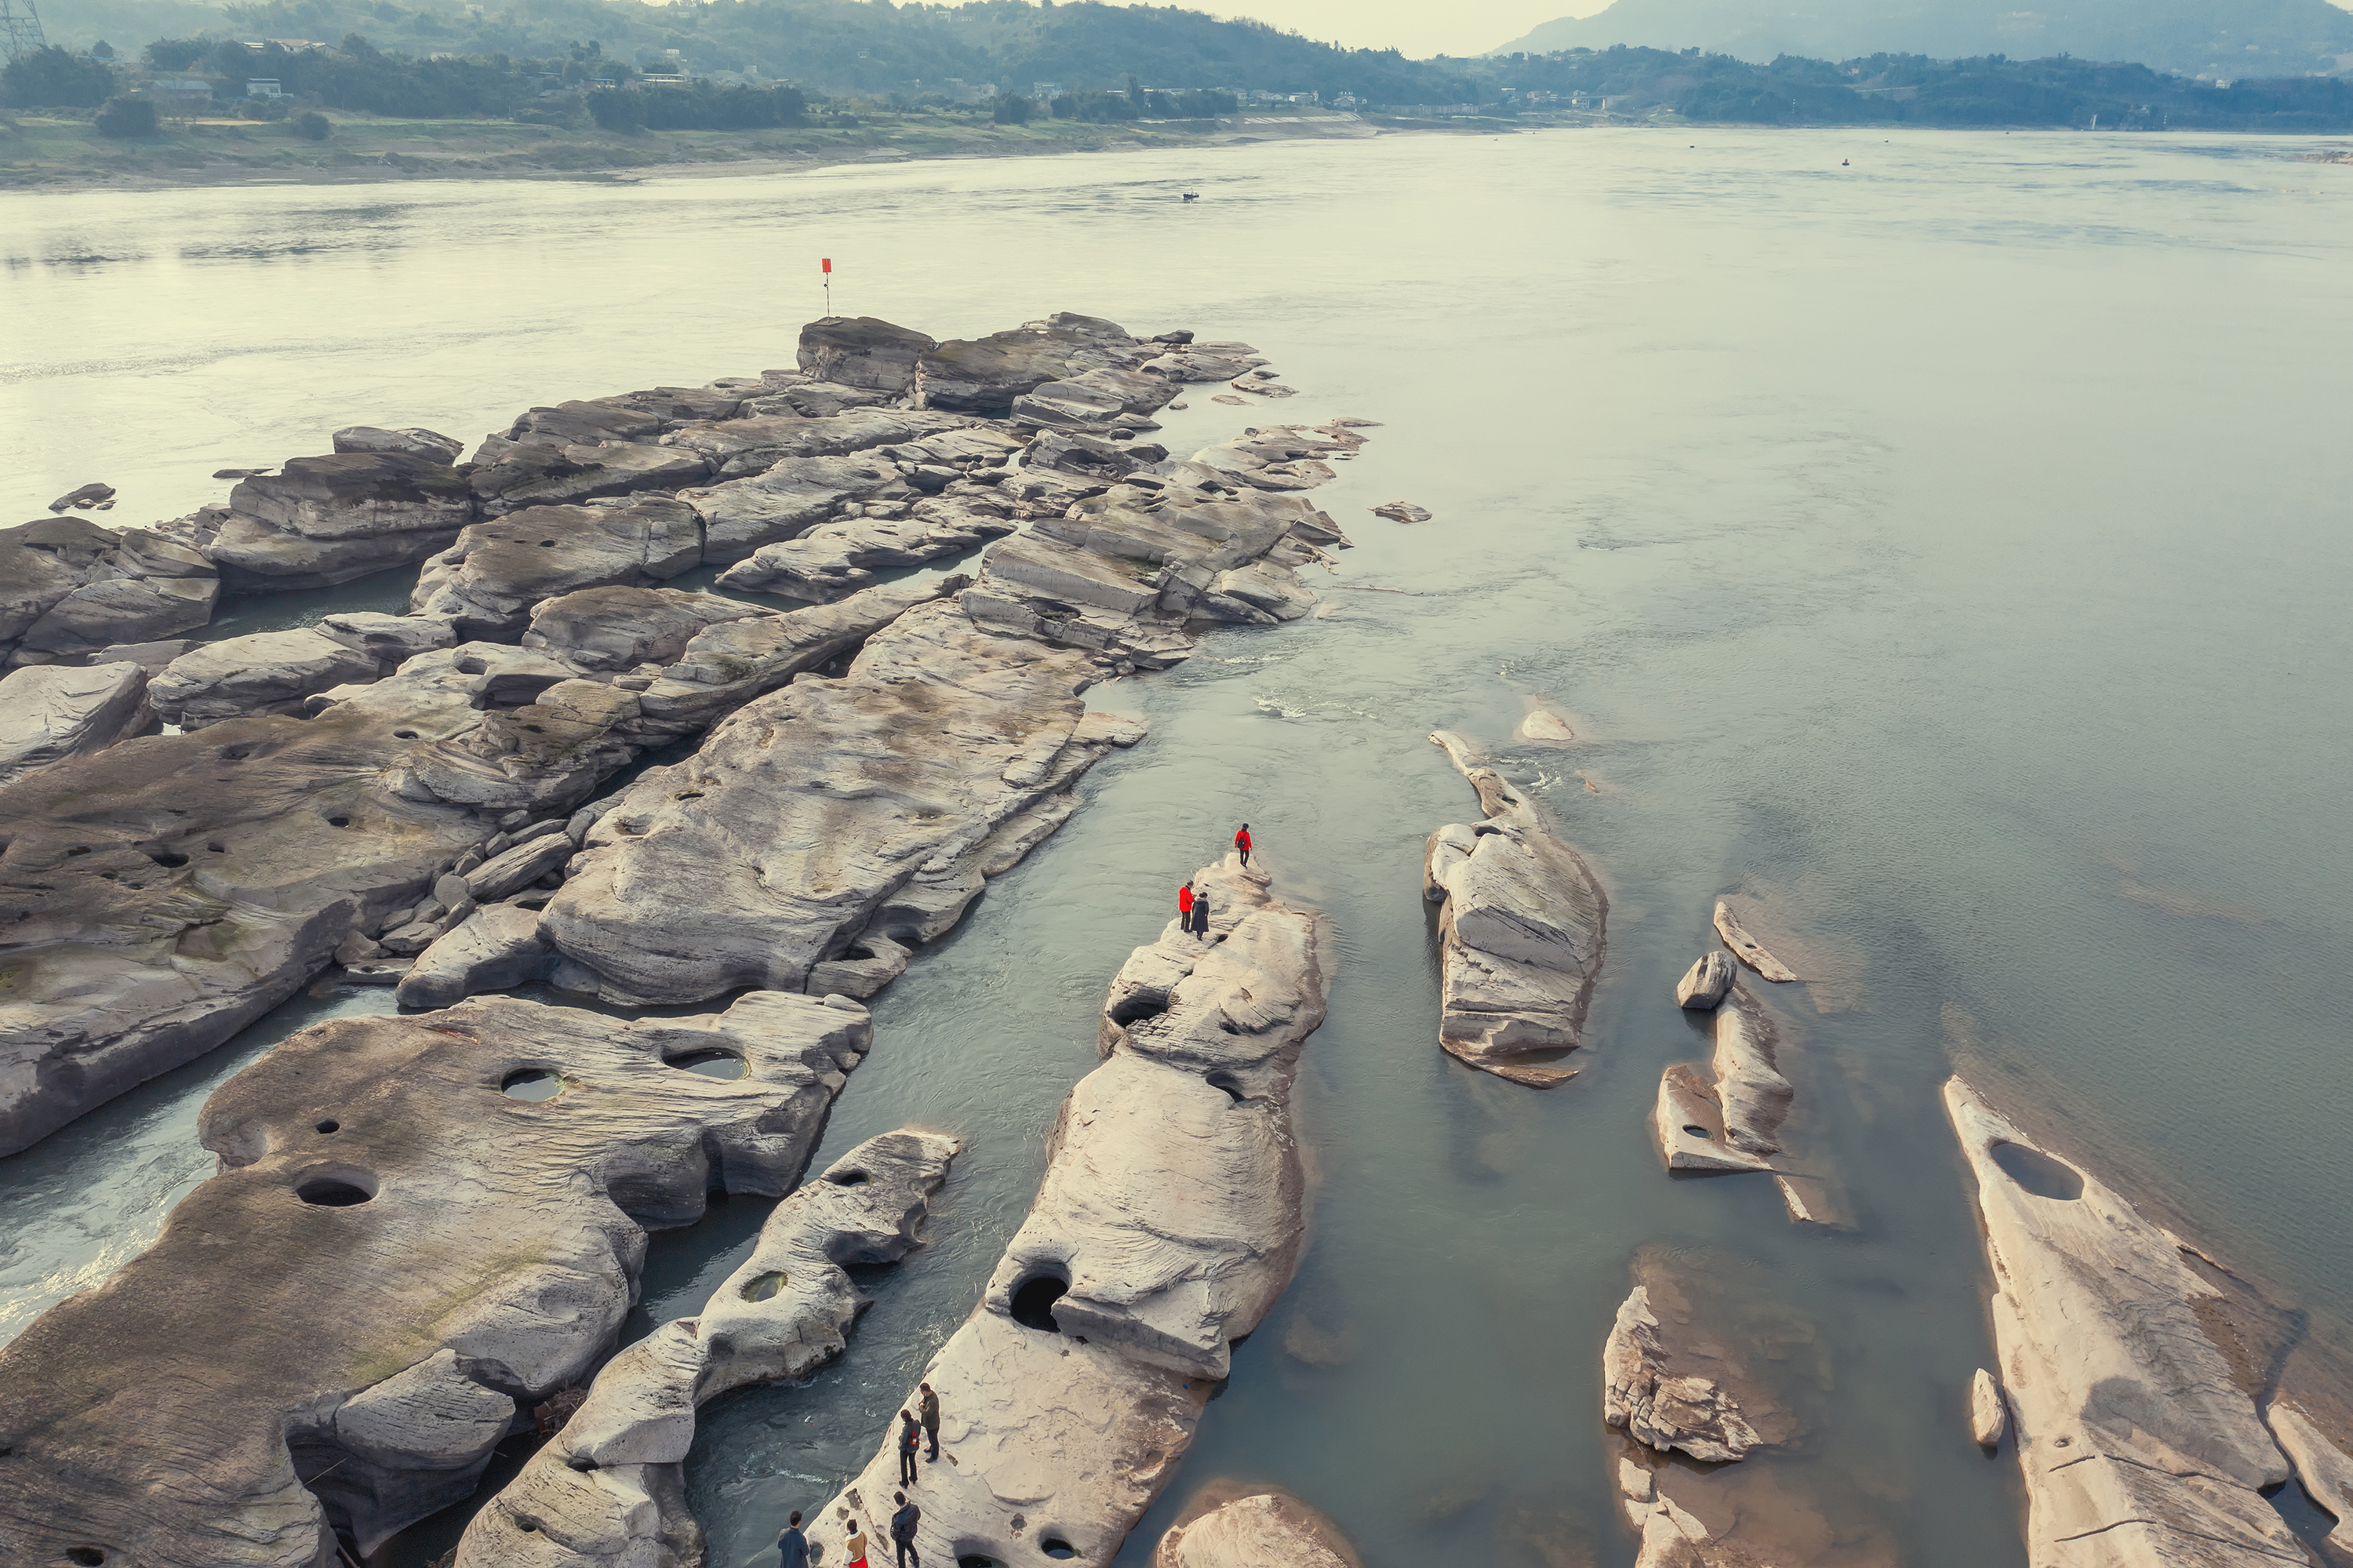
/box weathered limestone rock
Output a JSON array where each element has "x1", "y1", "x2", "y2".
[
  {"x1": 798, "y1": 315, "x2": 937, "y2": 392},
  {"x1": 2264, "y1": 1401, "x2": 2353, "y2": 1555},
  {"x1": 1135, "y1": 340, "x2": 1268, "y2": 384},
  {"x1": 0, "y1": 661, "x2": 151, "y2": 788},
  {"x1": 213, "y1": 453, "x2": 475, "y2": 592},
  {"x1": 454, "y1": 1130, "x2": 959, "y2": 1568},
  {"x1": 915, "y1": 313, "x2": 1156, "y2": 414},
  {"x1": 682, "y1": 452, "x2": 910, "y2": 565},
  {"x1": 1421, "y1": 730, "x2": 1607, "y2": 1087},
  {"x1": 1518, "y1": 699, "x2": 1574, "y2": 741},
  {"x1": 0, "y1": 991, "x2": 872, "y2": 1566},
  {"x1": 1012, "y1": 377, "x2": 1136, "y2": 431},
  {"x1": 1675, "y1": 951, "x2": 1735, "y2": 1010},
  {"x1": 1713, "y1": 897, "x2": 1798, "y2": 982},
  {"x1": 411, "y1": 498, "x2": 704, "y2": 640},
  {"x1": 395, "y1": 903, "x2": 555, "y2": 1008},
  {"x1": 333, "y1": 425, "x2": 464, "y2": 462},
  {"x1": 1181, "y1": 424, "x2": 1362, "y2": 494},
  {"x1": 1, "y1": 515, "x2": 219, "y2": 662},
  {"x1": 664, "y1": 408, "x2": 972, "y2": 484},
  {"x1": 813, "y1": 860, "x2": 1328, "y2": 1568},
  {"x1": 519, "y1": 585, "x2": 765, "y2": 672},
  {"x1": 1605, "y1": 1284, "x2": 1767, "y2": 1464},
  {"x1": 1155, "y1": 1487, "x2": 1360, "y2": 1568},
  {"x1": 148, "y1": 628, "x2": 388, "y2": 729},
  {"x1": 47, "y1": 480, "x2": 115, "y2": 511},
  {"x1": 1944, "y1": 1075, "x2": 2307, "y2": 1567},
  {"x1": 1371, "y1": 501, "x2": 1431, "y2": 524},
  {"x1": 1027, "y1": 427, "x2": 1166, "y2": 484},
  {"x1": 85, "y1": 635, "x2": 202, "y2": 672},
  {"x1": 542, "y1": 598, "x2": 1147, "y2": 1004},
  {"x1": 1711, "y1": 986, "x2": 1792, "y2": 1157},
  {"x1": 1972, "y1": 1367, "x2": 2008, "y2": 1449},
  {"x1": 1653, "y1": 1064, "x2": 1769, "y2": 1173},
  {"x1": 714, "y1": 497, "x2": 1015, "y2": 602}
]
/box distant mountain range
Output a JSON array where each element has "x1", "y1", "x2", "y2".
[{"x1": 1493, "y1": 0, "x2": 2353, "y2": 79}]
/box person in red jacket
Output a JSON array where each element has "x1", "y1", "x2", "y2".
[
  {"x1": 1234, "y1": 824, "x2": 1252, "y2": 866},
  {"x1": 1178, "y1": 883, "x2": 1195, "y2": 925}
]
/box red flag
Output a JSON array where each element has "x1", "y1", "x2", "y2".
[{"x1": 821, "y1": 257, "x2": 833, "y2": 273}]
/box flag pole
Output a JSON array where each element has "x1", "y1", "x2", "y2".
[{"x1": 822, "y1": 256, "x2": 833, "y2": 316}]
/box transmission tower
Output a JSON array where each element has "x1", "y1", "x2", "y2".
[{"x1": 1, "y1": 0, "x2": 50, "y2": 64}]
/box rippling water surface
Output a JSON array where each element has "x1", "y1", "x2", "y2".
[{"x1": 5, "y1": 128, "x2": 2351, "y2": 1568}]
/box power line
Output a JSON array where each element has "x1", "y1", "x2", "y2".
[{"x1": 1, "y1": 0, "x2": 51, "y2": 63}]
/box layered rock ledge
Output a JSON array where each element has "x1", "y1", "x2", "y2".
[
  {"x1": 455, "y1": 1129, "x2": 960, "y2": 1568},
  {"x1": 0, "y1": 990, "x2": 873, "y2": 1567},
  {"x1": 806, "y1": 858, "x2": 1330, "y2": 1568},
  {"x1": 1421, "y1": 730, "x2": 1607, "y2": 1087}
]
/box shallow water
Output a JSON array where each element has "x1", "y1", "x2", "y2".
[{"x1": 5, "y1": 128, "x2": 2351, "y2": 1568}]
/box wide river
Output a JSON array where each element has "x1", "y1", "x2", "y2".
[{"x1": 5, "y1": 127, "x2": 2351, "y2": 1567}]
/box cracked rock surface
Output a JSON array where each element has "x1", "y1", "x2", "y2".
[
  {"x1": 456, "y1": 1129, "x2": 960, "y2": 1568},
  {"x1": 0, "y1": 660, "x2": 152, "y2": 788},
  {"x1": 806, "y1": 859, "x2": 1329, "y2": 1568},
  {"x1": 0, "y1": 990, "x2": 872, "y2": 1567},
  {"x1": 1421, "y1": 729, "x2": 1607, "y2": 1087}
]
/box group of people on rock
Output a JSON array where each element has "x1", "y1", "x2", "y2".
[
  {"x1": 776, "y1": 829, "x2": 1262, "y2": 1568},
  {"x1": 1176, "y1": 825, "x2": 1253, "y2": 941}
]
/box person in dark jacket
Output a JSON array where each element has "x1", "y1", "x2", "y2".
[
  {"x1": 1188, "y1": 884, "x2": 1210, "y2": 940},
  {"x1": 891, "y1": 1493, "x2": 922, "y2": 1568},
  {"x1": 778, "y1": 1512, "x2": 810, "y2": 1568},
  {"x1": 918, "y1": 1382, "x2": 940, "y2": 1461},
  {"x1": 1235, "y1": 824, "x2": 1252, "y2": 865},
  {"x1": 897, "y1": 1409, "x2": 921, "y2": 1485}
]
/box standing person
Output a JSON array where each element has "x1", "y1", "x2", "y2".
[
  {"x1": 842, "y1": 1519, "x2": 870, "y2": 1568},
  {"x1": 1235, "y1": 824, "x2": 1252, "y2": 866},
  {"x1": 778, "y1": 1512, "x2": 810, "y2": 1568},
  {"x1": 891, "y1": 1492, "x2": 922, "y2": 1568},
  {"x1": 918, "y1": 1381, "x2": 940, "y2": 1461},
  {"x1": 1176, "y1": 882, "x2": 1194, "y2": 928},
  {"x1": 1189, "y1": 884, "x2": 1210, "y2": 941},
  {"x1": 897, "y1": 1409, "x2": 921, "y2": 1485}
]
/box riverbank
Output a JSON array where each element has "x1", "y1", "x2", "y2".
[{"x1": 0, "y1": 102, "x2": 1381, "y2": 190}]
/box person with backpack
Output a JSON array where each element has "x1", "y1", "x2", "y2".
[
  {"x1": 896, "y1": 1409, "x2": 921, "y2": 1485},
  {"x1": 1234, "y1": 824, "x2": 1252, "y2": 866},
  {"x1": 891, "y1": 1492, "x2": 922, "y2": 1568}
]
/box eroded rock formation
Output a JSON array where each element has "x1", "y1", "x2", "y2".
[
  {"x1": 1944, "y1": 1075, "x2": 2315, "y2": 1566},
  {"x1": 1420, "y1": 729, "x2": 1607, "y2": 1087},
  {"x1": 1155, "y1": 1486, "x2": 1360, "y2": 1568},
  {"x1": 0, "y1": 991, "x2": 873, "y2": 1567},
  {"x1": 455, "y1": 1129, "x2": 959, "y2": 1568},
  {"x1": 2, "y1": 515, "x2": 218, "y2": 664},
  {"x1": 806, "y1": 858, "x2": 1329, "y2": 1568},
  {"x1": 0, "y1": 660, "x2": 153, "y2": 787}
]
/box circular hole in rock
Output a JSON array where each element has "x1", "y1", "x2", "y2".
[
  {"x1": 825, "y1": 1169, "x2": 871, "y2": 1187},
  {"x1": 295, "y1": 1170, "x2": 376, "y2": 1207},
  {"x1": 664, "y1": 1050, "x2": 747, "y2": 1080},
  {"x1": 741, "y1": 1270, "x2": 788, "y2": 1302},
  {"x1": 1205, "y1": 1071, "x2": 1245, "y2": 1104},
  {"x1": 1990, "y1": 1141, "x2": 2084, "y2": 1201},
  {"x1": 456, "y1": 657, "x2": 488, "y2": 675},
  {"x1": 393, "y1": 729, "x2": 419, "y2": 740},
  {"x1": 1039, "y1": 1540, "x2": 1076, "y2": 1561},
  {"x1": 315, "y1": 1119, "x2": 340, "y2": 1134},
  {"x1": 206, "y1": 842, "x2": 226, "y2": 853},
  {"x1": 218, "y1": 746, "x2": 252, "y2": 761},
  {"x1": 68, "y1": 1551, "x2": 106, "y2": 1566},
  {"x1": 65, "y1": 846, "x2": 89, "y2": 857},
  {"x1": 325, "y1": 816, "x2": 351, "y2": 828},
  {"x1": 1009, "y1": 1272, "x2": 1068, "y2": 1333},
  {"x1": 1682, "y1": 1125, "x2": 1709, "y2": 1137},
  {"x1": 539, "y1": 540, "x2": 556, "y2": 547},
  {"x1": 147, "y1": 850, "x2": 189, "y2": 868},
  {"x1": 958, "y1": 1558, "x2": 1000, "y2": 1568},
  {"x1": 501, "y1": 1068, "x2": 563, "y2": 1101}
]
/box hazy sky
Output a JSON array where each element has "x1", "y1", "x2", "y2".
[{"x1": 940, "y1": 0, "x2": 1614, "y2": 59}]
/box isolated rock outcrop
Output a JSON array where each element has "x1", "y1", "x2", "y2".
[
  {"x1": 333, "y1": 424, "x2": 464, "y2": 462},
  {"x1": 798, "y1": 315, "x2": 937, "y2": 392},
  {"x1": 1675, "y1": 951, "x2": 1735, "y2": 1010},
  {"x1": 212, "y1": 452, "x2": 476, "y2": 591},
  {"x1": 0, "y1": 990, "x2": 873, "y2": 1567},
  {"x1": 1944, "y1": 1075, "x2": 2311, "y2": 1566},
  {"x1": 1603, "y1": 1271, "x2": 1783, "y2": 1464},
  {"x1": 1714, "y1": 897, "x2": 1798, "y2": 982},
  {"x1": 541, "y1": 598, "x2": 1147, "y2": 1004},
  {"x1": 1, "y1": 515, "x2": 219, "y2": 662},
  {"x1": 1972, "y1": 1367, "x2": 2008, "y2": 1449},
  {"x1": 811, "y1": 858, "x2": 1329, "y2": 1568},
  {"x1": 1421, "y1": 730, "x2": 1607, "y2": 1087},
  {"x1": 410, "y1": 497, "x2": 704, "y2": 640},
  {"x1": 454, "y1": 1129, "x2": 958, "y2": 1568},
  {"x1": 1155, "y1": 1487, "x2": 1360, "y2": 1568},
  {"x1": 0, "y1": 660, "x2": 151, "y2": 788}
]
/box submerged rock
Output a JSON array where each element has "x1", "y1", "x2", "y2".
[
  {"x1": 1972, "y1": 1367, "x2": 2008, "y2": 1449},
  {"x1": 810, "y1": 859, "x2": 1329, "y2": 1568},
  {"x1": 454, "y1": 1129, "x2": 958, "y2": 1568},
  {"x1": 1155, "y1": 1487, "x2": 1361, "y2": 1568},
  {"x1": 1713, "y1": 897, "x2": 1798, "y2": 982},
  {"x1": 0, "y1": 991, "x2": 872, "y2": 1566},
  {"x1": 1421, "y1": 730, "x2": 1607, "y2": 1087},
  {"x1": 1944, "y1": 1075, "x2": 2308, "y2": 1567},
  {"x1": 1603, "y1": 1286, "x2": 1768, "y2": 1464},
  {"x1": 1371, "y1": 501, "x2": 1432, "y2": 524},
  {"x1": 1710, "y1": 985, "x2": 1793, "y2": 1158},
  {"x1": 0, "y1": 660, "x2": 151, "y2": 788}
]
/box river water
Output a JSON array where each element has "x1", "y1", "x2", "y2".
[{"x1": 5, "y1": 128, "x2": 2351, "y2": 1568}]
